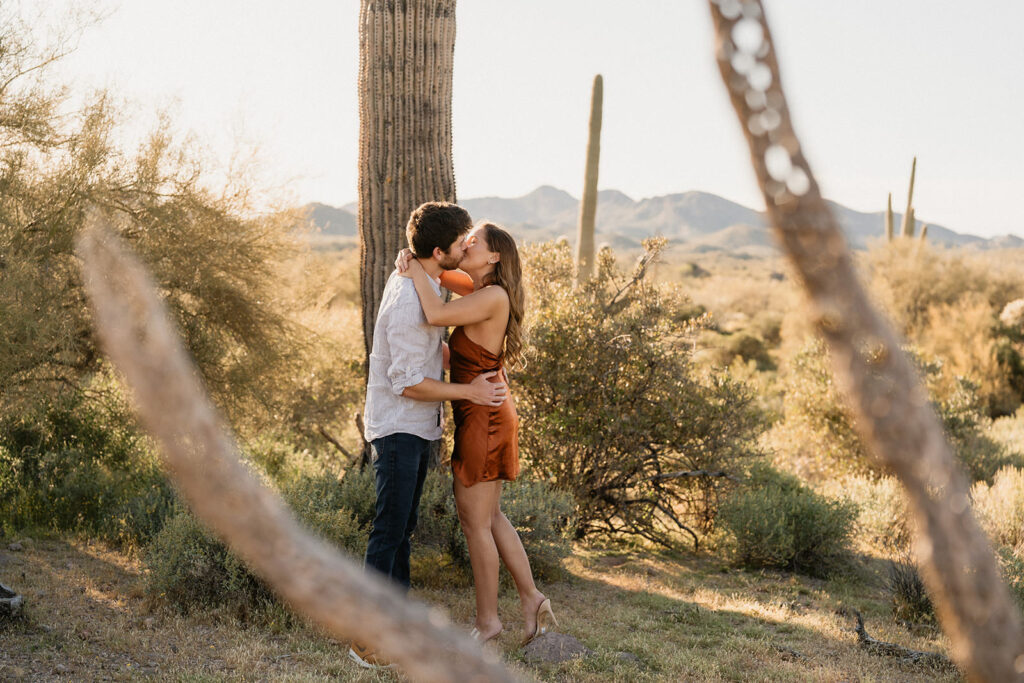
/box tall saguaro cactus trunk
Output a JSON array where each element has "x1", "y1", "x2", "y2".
[
  {"x1": 575, "y1": 74, "x2": 603, "y2": 282},
  {"x1": 358, "y1": 0, "x2": 457, "y2": 364}
]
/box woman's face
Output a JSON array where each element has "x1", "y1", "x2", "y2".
[{"x1": 461, "y1": 225, "x2": 498, "y2": 271}]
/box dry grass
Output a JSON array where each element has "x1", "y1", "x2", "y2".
[{"x1": 0, "y1": 536, "x2": 961, "y2": 681}]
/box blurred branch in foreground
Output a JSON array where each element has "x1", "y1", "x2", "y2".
[
  {"x1": 706, "y1": 0, "x2": 1024, "y2": 679},
  {"x1": 77, "y1": 224, "x2": 523, "y2": 683}
]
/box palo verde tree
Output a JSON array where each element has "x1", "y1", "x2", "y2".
[
  {"x1": 357, "y1": 0, "x2": 458, "y2": 363},
  {"x1": 0, "y1": 8, "x2": 304, "y2": 428}
]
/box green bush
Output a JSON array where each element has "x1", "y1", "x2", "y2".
[
  {"x1": 717, "y1": 463, "x2": 857, "y2": 577},
  {"x1": 412, "y1": 471, "x2": 575, "y2": 581},
  {"x1": 412, "y1": 470, "x2": 468, "y2": 567},
  {"x1": 144, "y1": 509, "x2": 275, "y2": 615},
  {"x1": 940, "y1": 375, "x2": 1023, "y2": 483},
  {"x1": 967, "y1": 467, "x2": 1024, "y2": 612},
  {"x1": 144, "y1": 463, "x2": 573, "y2": 612},
  {"x1": 0, "y1": 392, "x2": 175, "y2": 546},
  {"x1": 498, "y1": 476, "x2": 576, "y2": 580},
  {"x1": 517, "y1": 239, "x2": 764, "y2": 547},
  {"x1": 145, "y1": 468, "x2": 373, "y2": 614},
  {"x1": 279, "y1": 472, "x2": 372, "y2": 556}
]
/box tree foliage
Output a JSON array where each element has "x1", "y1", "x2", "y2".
[{"x1": 0, "y1": 11, "x2": 322, "y2": 433}]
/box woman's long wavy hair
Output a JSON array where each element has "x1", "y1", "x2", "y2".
[{"x1": 480, "y1": 222, "x2": 525, "y2": 369}]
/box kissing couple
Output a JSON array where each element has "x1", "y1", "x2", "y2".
[{"x1": 349, "y1": 201, "x2": 557, "y2": 669}]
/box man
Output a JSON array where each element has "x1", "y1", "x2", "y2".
[{"x1": 349, "y1": 202, "x2": 507, "y2": 669}]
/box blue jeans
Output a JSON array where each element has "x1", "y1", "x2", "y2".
[{"x1": 363, "y1": 433, "x2": 431, "y2": 591}]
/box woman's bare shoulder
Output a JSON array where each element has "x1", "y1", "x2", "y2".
[{"x1": 476, "y1": 284, "x2": 509, "y2": 304}]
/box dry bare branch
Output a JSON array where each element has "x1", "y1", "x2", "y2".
[
  {"x1": 850, "y1": 610, "x2": 954, "y2": 670},
  {"x1": 76, "y1": 225, "x2": 523, "y2": 683},
  {"x1": 706, "y1": 1, "x2": 1024, "y2": 679},
  {"x1": 649, "y1": 469, "x2": 735, "y2": 482}
]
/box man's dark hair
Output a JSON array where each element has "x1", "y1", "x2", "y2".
[{"x1": 406, "y1": 202, "x2": 472, "y2": 258}]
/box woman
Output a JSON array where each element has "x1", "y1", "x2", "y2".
[{"x1": 396, "y1": 221, "x2": 556, "y2": 645}]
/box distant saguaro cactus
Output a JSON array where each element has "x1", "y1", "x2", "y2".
[
  {"x1": 884, "y1": 193, "x2": 894, "y2": 242},
  {"x1": 899, "y1": 156, "x2": 917, "y2": 238},
  {"x1": 358, "y1": 0, "x2": 457, "y2": 363},
  {"x1": 575, "y1": 74, "x2": 603, "y2": 282}
]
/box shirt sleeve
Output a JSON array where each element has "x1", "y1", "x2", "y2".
[{"x1": 385, "y1": 294, "x2": 435, "y2": 395}]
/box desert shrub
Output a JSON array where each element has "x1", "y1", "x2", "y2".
[
  {"x1": 767, "y1": 338, "x2": 872, "y2": 479},
  {"x1": 696, "y1": 330, "x2": 774, "y2": 371},
  {"x1": 409, "y1": 471, "x2": 575, "y2": 580},
  {"x1": 279, "y1": 473, "x2": 371, "y2": 557},
  {"x1": 867, "y1": 241, "x2": 1023, "y2": 338},
  {"x1": 769, "y1": 337, "x2": 1018, "y2": 482},
  {"x1": 887, "y1": 546, "x2": 1024, "y2": 624},
  {"x1": 0, "y1": 10, "x2": 369, "y2": 563},
  {"x1": 996, "y1": 547, "x2": 1024, "y2": 611},
  {"x1": 144, "y1": 509, "x2": 275, "y2": 614},
  {"x1": 972, "y1": 466, "x2": 1024, "y2": 549},
  {"x1": 412, "y1": 470, "x2": 468, "y2": 567},
  {"x1": 332, "y1": 464, "x2": 379, "y2": 528},
  {"x1": 497, "y1": 476, "x2": 576, "y2": 580},
  {"x1": 145, "y1": 463, "x2": 573, "y2": 612},
  {"x1": 0, "y1": 10, "x2": 369, "y2": 485},
  {"x1": 939, "y1": 375, "x2": 1024, "y2": 482},
  {"x1": 868, "y1": 242, "x2": 1024, "y2": 416},
  {"x1": 972, "y1": 471, "x2": 1024, "y2": 611},
  {"x1": 989, "y1": 408, "x2": 1024, "y2": 461},
  {"x1": 888, "y1": 553, "x2": 934, "y2": 624},
  {"x1": 917, "y1": 295, "x2": 1021, "y2": 417},
  {"x1": 269, "y1": 277, "x2": 366, "y2": 453},
  {"x1": 516, "y1": 239, "x2": 764, "y2": 547},
  {"x1": 0, "y1": 390, "x2": 175, "y2": 546},
  {"x1": 717, "y1": 463, "x2": 857, "y2": 577},
  {"x1": 725, "y1": 332, "x2": 773, "y2": 370},
  {"x1": 750, "y1": 310, "x2": 783, "y2": 347},
  {"x1": 146, "y1": 469, "x2": 371, "y2": 614},
  {"x1": 819, "y1": 474, "x2": 910, "y2": 552}
]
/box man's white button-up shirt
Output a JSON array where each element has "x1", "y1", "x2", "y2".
[{"x1": 363, "y1": 270, "x2": 445, "y2": 442}]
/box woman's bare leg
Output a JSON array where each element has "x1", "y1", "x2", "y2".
[
  {"x1": 454, "y1": 478, "x2": 504, "y2": 639},
  {"x1": 489, "y1": 494, "x2": 547, "y2": 639}
]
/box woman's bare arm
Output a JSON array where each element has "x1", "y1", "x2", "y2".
[{"x1": 406, "y1": 260, "x2": 506, "y2": 327}]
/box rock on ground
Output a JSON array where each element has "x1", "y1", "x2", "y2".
[
  {"x1": 521, "y1": 632, "x2": 593, "y2": 664},
  {"x1": 0, "y1": 582, "x2": 24, "y2": 617}
]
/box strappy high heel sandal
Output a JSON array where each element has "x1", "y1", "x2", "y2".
[
  {"x1": 470, "y1": 626, "x2": 503, "y2": 644},
  {"x1": 521, "y1": 598, "x2": 558, "y2": 646}
]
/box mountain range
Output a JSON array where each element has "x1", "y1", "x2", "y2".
[{"x1": 306, "y1": 186, "x2": 1023, "y2": 254}]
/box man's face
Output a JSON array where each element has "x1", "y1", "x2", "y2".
[{"x1": 437, "y1": 233, "x2": 468, "y2": 270}]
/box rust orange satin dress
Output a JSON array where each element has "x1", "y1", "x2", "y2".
[{"x1": 449, "y1": 326, "x2": 520, "y2": 487}]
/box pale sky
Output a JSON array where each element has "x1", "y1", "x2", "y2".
[{"x1": 40, "y1": 1, "x2": 1024, "y2": 238}]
